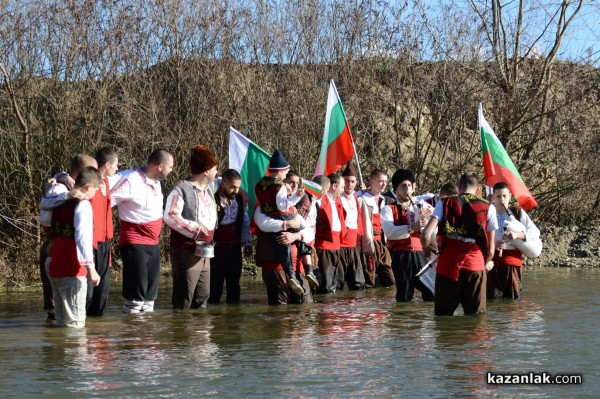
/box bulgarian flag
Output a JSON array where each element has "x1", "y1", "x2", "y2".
[
  {"x1": 301, "y1": 179, "x2": 323, "y2": 199},
  {"x1": 314, "y1": 80, "x2": 357, "y2": 178},
  {"x1": 479, "y1": 103, "x2": 538, "y2": 210},
  {"x1": 229, "y1": 126, "x2": 271, "y2": 216}
]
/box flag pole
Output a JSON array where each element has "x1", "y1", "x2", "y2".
[{"x1": 331, "y1": 79, "x2": 364, "y2": 187}]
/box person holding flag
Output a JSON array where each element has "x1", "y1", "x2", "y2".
[{"x1": 487, "y1": 182, "x2": 540, "y2": 299}]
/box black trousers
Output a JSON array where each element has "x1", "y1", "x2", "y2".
[
  {"x1": 208, "y1": 246, "x2": 243, "y2": 304},
  {"x1": 40, "y1": 235, "x2": 54, "y2": 311},
  {"x1": 434, "y1": 270, "x2": 486, "y2": 316},
  {"x1": 87, "y1": 240, "x2": 112, "y2": 316},
  {"x1": 315, "y1": 248, "x2": 341, "y2": 294},
  {"x1": 391, "y1": 250, "x2": 434, "y2": 302},
  {"x1": 338, "y1": 246, "x2": 366, "y2": 290},
  {"x1": 486, "y1": 263, "x2": 522, "y2": 299},
  {"x1": 120, "y1": 244, "x2": 160, "y2": 302}
]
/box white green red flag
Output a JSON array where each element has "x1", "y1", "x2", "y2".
[
  {"x1": 314, "y1": 80, "x2": 356, "y2": 178},
  {"x1": 479, "y1": 104, "x2": 538, "y2": 210},
  {"x1": 301, "y1": 179, "x2": 323, "y2": 199},
  {"x1": 228, "y1": 126, "x2": 271, "y2": 215}
]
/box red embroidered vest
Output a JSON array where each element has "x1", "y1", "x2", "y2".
[
  {"x1": 387, "y1": 204, "x2": 422, "y2": 252},
  {"x1": 255, "y1": 176, "x2": 293, "y2": 217},
  {"x1": 315, "y1": 195, "x2": 345, "y2": 250},
  {"x1": 439, "y1": 194, "x2": 490, "y2": 258},
  {"x1": 49, "y1": 201, "x2": 88, "y2": 277}
]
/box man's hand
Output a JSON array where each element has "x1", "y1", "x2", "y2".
[
  {"x1": 286, "y1": 216, "x2": 301, "y2": 230},
  {"x1": 295, "y1": 187, "x2": 305, "y2": 197},
  {"x1": 45, "y1": 178, "x2": 57, "y2": 191},
  {"x1": 420, "y1": 207, "x2": 432, "y2": 219},
  {"x1": 422, "y1": 247, "x2": 432, "y2": 259},
  {"x1": 276, "y1": 231, "x2": 298, "y2": 245},
  {"x1": 485, "y1": 261, "x2": 494, "y2": 271},
  {"x1": 195, "y1": 226, "x2": 211, "y2": 242},
  {"x1": 503, "y1": 230, "x2": 524, "y2": 241},
  {"x1": 88, "y1": 268, "x2": 101, "y2": 286},
  {"x1": 66, "y1": 189, "x2": 88, "y2": 201},
  {"x1": 57, "y1": 174, "x2": 75, "y2": 190}
]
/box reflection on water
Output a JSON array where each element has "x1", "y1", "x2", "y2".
[{"x1": 0, "y1": 269, "x2": 598, "y2": 398}]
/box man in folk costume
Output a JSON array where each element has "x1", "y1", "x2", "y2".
[
  {"x1": 208, "y1": 169, "x2": 252, "y2": 304},
  {"x1": 39, "y1": 154, "x2": 97, "y2": 322},
  {"x1": 164, "y1": 145, "x2": 218, "y2": 309},
  {"x1": 253, "y1": 150, "x2": 315, "y2": 304},
  {"x1": 255, "y1": 150, "x2": 318, "y2": 295},
  {"x1": 357, "y1": 169, "x2": 395, "y2": 288},
  {"x1": 47, "y1": 167, "x2": 103, "y2": 327},
  {"x1": 338, "y1": 162, "x2": 366, "y2": 290},
  {"x1": 112, "y1": 149, "x2": 174, "y2": 313},
  {"x1": 381, "y1": 169, "x2": 435, "y2": 302},
  {"x1": 421, "y1": 173, "x2": 497, "y2": 315},
  {"x1": 86, "y1": 146, "x2": 119, "y2": 316},
  {"x1": 314, "y1": 173, "x2": 346, "y2": 294},
  {"x1": 487, "y1": 181, "x2": 540, "y2": 299}
]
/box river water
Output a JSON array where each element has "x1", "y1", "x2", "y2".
[{"x1": 0, "y1": 268, "x2": 597, "y2": 398}]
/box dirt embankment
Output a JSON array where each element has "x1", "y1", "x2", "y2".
[{"x1": 526, "y1": 226, "x2": 600, "y2": 267}]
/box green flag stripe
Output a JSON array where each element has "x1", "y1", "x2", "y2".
[
  {"x1": 241, "y1": 142, "x2": 270, "y2": 211},
  {"x1": 326, "y1": 102, "x2": 347, "y2": 147},
  {"x1": 481, "y1": 128, "x2": 523, "y2": 182}
]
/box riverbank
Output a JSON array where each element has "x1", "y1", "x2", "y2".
[
  {"x1": 1, "y1": 225, "x2": 598, "y2": 287},
  {"x1": 527, "y1": 225, "x2": 600, "y2": 267}
]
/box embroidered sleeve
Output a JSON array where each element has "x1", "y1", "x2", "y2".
[
  {"x1": 110, "y1": 175, "x2": 133, "y2": 206},
  {"x1": 163, "y1": 188, "x2": 202, "y2": 239},
  {"x1": 357, "y1": 196, "x2": 374, "y2": 253}
]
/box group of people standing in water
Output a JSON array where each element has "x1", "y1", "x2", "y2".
[{"x1": 38, "y1": 144, "x2": 540, "y2": 328}]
